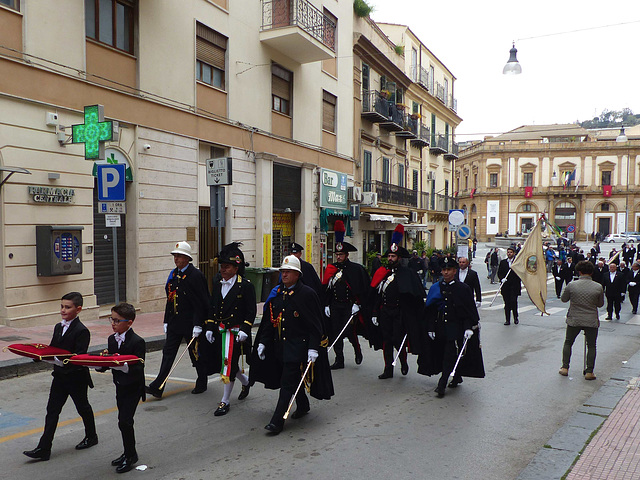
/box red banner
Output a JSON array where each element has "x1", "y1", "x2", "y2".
[
  {"x1": 470, "y1": 188, "x2": 476, "y2": 199},
  {"x1": 524, "y1": 186, "x2": 533, "y2": 198},
  {"x1": 603, "y1": 185, "x2": 612, "y2": 197}
]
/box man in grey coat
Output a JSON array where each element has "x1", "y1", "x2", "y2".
[{"x1": 559, "y1": 260, "x2": 604, "y2": 380}]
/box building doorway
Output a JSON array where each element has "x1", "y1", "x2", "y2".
[{"x1": 598, "y1": 217, "x2": 611, "y2": 237}]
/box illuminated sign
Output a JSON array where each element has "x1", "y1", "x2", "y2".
[{"x1": 71, "y1": 105, "x2": 119, "y2": 160}]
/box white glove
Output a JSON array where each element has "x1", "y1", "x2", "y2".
[
  {"x1": 112, "y1": 362, "x2": 129, "y2": 373},
  {"x1": 192, "y1": 325, "x2": 202, "y2": 337},
  {"x1": 325, "y1": 306, "x2": 331, "y2": 317},
  {"x1": 257, "y1": 343, "x2": 266, "y2": 360},
  {"x1": 501, "y1": 278, "x2": 507, "y2": 283},
  {"x1": 630, "y1": 282, "x2": 637, "y2": 287},
  {"x1": 44, "y1": 356, "x2": 64, "y2": 367},
  {"x1": 237, "y1": 331, "x2": 248, "y2": 342},
  {"x1": 351, "y1": 304, "x2": 360, "y2": 315},
  {"x1": 307, "y1": 349, "x2": 319, "y2": 363},
  {"x1": 163, "y1": 323, "x2": 168, "y2": 334},
  {"x1": 428, "y1": 332, "x2": 436, "y2": 340},
  {"x1": 371, "y1": 316, "x2": 378, "y2": 327},
  {"x1": 555, "y1": 277, "x2": 561, "y2": 281},
  {"x1": 622, "y1": 293, "x2": 625, "y2": 297},
  {"x1": 464, "y1": 329, "x2": 474, "y2": 339},
  {"x1": 475, "y1": 301, "x2": 482, "y2": 308},
  {"x1": 205, "y1": 330, "x2": 214, "y2": 343}
]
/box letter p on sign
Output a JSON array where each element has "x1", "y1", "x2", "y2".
[{"x1": 97, "y1": 164, "x2": 126, "y2": 201}]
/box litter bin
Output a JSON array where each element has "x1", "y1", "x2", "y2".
[
  {"x1": 261, "y1": 268, "x2": 281, "y2": 302},
  {"x1": 244, "y1": 267, "x2": 265, "y2": 302}
]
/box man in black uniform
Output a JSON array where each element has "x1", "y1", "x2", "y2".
[
  {"x1": 289, "y1": 242, "x2": 322, "y2": 296},
  {"x1": 627, "y1": 262, "x2": 640, "y2": 314},
  {"x1": 421, "y1": 258, "x2": 483, "y2": 398},
  {"x1": 24, "y1": 292, "x2": 97, "y2": 461},
  {"x1": 146, "y1": 241, "x2": 210, "y2": 398},
  {"x1": 564, "y1": 256, "x2": 576, "y2": 285},
  {"x1": 498, "y1": 246, "x2": 522, "y2": 325},
  {"x1": 204, "y1": 242, "x2": 256, "y2": 416},
  {"x1": 602, "y1": 262, "x2": 626, "y2": 320},
  {"x1": 456, "y1": 257, "x2": 482, "y2": 307},
  {"x1": 370, "y1": 225, "x2": 424, "y2": 379},
  {"x1": 322, "y1": 220, "x2": 370, "y2": 369},
  {"x1": 251, "y1": 255, "x2": 333, "y2": 434},
  {"x1": 552, "y1": 259, "x2": 567, "y2": 298}
]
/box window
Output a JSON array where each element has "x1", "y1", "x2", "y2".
[
  {"x1": 363, "y1": 150, "x2": 372, "y2": 192},
  {"x1": 522, "y1": 204, "x2": 532, "y2": 212},
  {"x1": 398, "y1": 163, "x2": 405, "y2": 188},
  {"x1": 523, "y1": 172, "x2": 533, "y2": 187},
  {"x1": 411, "y1": 48, "x2": 417, "y2": 81},
  {"x1": 489, "y1": 173, "x2": 498, "y2": 188},
  {"x1": 429, "y1": 65, "x2": 435, "y2": 92},
  {"x1": 0, "y1": 0, "x2": 19, "y2": 11},
  {"x1": 464, "y1": 175, "x2": 468, "y2": 190},
  {"x1": 412, "y1": 169, "x2": 419, "y2": 191},
  {"x1": 431, "y1": 113, "x2": 436, "y2": 144},
  {"x1": 85, "y1": 0, "x2": 134, "y2": 54},
  {"x1": 601, "y1": 203, "x2": 610, "y2": 211},
  {"x1": 272, "y1": 64, "x2": 292, "y2": 115},
  {"x1": 196, "y1": 22, "x2": 227, "y2": 90},
  {"x1": 474, "y1": 173, "x2": 478, "y2": 188},
  {"x1": 322, "y1": 90, "x2": 337, "y2": 133},
  {"x1": 382, "y1": 157, "x2": 390, "y2": 184},
  {"x1": 602, "y1": 170, "x2": 612, "y2": 186}
]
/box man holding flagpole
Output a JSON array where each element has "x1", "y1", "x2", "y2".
[{"x1": 498, "y1": 247, "x2": 522, "y2": 325}]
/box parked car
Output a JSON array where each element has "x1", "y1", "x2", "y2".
[{"x1": 604, "y1": 233, "x2": 636, "y2": 243}]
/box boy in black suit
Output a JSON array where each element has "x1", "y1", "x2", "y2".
[
  {"x1": 101, "y1": 302, "x2": 146, "y2": 473},
  {"x1": 23, "y1": 292, "x2": 97, "y2": 461}
]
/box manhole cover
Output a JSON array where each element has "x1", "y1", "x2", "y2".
[{"x1": 0, "y1": 336, "x2": 28, "y2": 342}]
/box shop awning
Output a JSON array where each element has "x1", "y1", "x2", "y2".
[
  {"x1": 366, "y1": 214, "x2": 409, "y2": 224},
  {"x1": 320, "y1": 208, "x2": 352, "y2": 235}
]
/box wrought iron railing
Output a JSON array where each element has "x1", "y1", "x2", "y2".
[
  {"x1": 449, "y1": 142, "x2": 459, "y2": 156},
  {"x1": 362, "y1": 90, "x2": 391, "y2": 118},
  {"x1": 449, "y1": 94, "x2": 457, "y2": 113},
  {"x1": 432, "y1": 134, "x2": 448, "y2": 151},
  {"x1": 419, "y1": 66, "x2": 429, "y2": 90},
  {"x1": 363, "y1": 181, "x2": 418, "y2": 207},
  {"x1": 415, "y1": 123, "x2": 430, "y2": 143},
  {"x1": 435, "y1": 81, "x2": 445, "y2": 103},
  {"x1": 402, "y1": 114, "x2": 419, "y2": 135},
  {"x1": 262, "y1": 0, "x2": 336, "y2": 51},
  {"x1": 418, "y1": 191, "x2": 429, "y2": 210}
]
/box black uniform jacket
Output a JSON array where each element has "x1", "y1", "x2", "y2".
[
  {"x1": 627, "y1": 269, "x2": 640, "y2": 295},
  {"x1": 498, "y1": 259, "x2": 522, "y2": 297},
  {"x1": 417, "y1": 280, "x2": 485, "y2": 379},
  {"x1": 105, "y1": 328, "x2": 146, "y2": 400},
  {"x1": 205, "y1": 275, "x2": 257, "y2": 374},
  {"x1": 300, "y1": 259, "x2": 323, "y2": 296},
  {"x1": 164, "y1": 263, "x2": 210, "y2": 336},
  {"x1": 368, "y1": 265, "x2": 425, "y2": 352},
  {"x1": 564, "y1": 261, "x2": 576, "y2": 282},
  {"x1": 601, "y1": 271, "x2": 627, "y2": 297},
  {"x1": 250, "y1": 281, "x2": 333, "y2": 400},
  {"x1": 457, "y1": 268, "x2": 482, "y2": 303},
  {"x1": 552, "y1": 263, "x2": 567, "y2": 283},
  {"x1": 50, "y1": 318, "x2": 93, "y2": 387}
]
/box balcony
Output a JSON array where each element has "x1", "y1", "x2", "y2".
[
  {"x1": 435, "y1": 81, "x2": 446, "y2": 104},
  {"x1": 395, "y1": 114, "x2": 419, "y2": 139},
  {"x1": 449, "y1": 94, "x2": 458, "y2": 113},
  {"x1": 260, "y1": 0, "x2": 336, "y2": 63},
  {"x1": 418, "y1": 67, "x2": 430, "y2": 91},
  {"x1": 364, "y1": 181, "x2": 418, "y2": 208},
  {"x1": 429, "y1": 134, "x2": 448, "y2": 155},
  {"x1": 444, "y1": 141, "x2": 459, "y2": 160},
  {"x1": 410, "y1": 123, "x2": 430, "y2": 148},
  {"x1": 430, "y1": 193, "x2": 454, "y2": 212},
  {"x1": 361, "y1": 90, "x2": 391, "y2": 123},
  {"x1": 379, "y1": 103, "x2": 404, "y2": 132}
]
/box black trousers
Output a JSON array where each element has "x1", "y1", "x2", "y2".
[
  {"x1": 149, "y1": 330, "x2": 208, "y2": 391},
  {"x1": 329, "y1": 304, "x2": 360, "y2": 361},
  {"x1": 554, "y1": 279, "x2": 564, "y2": 298},
  {"x1": 116, "y1": 384, "x2": 143, "y2": 457},
  {"x1": 437, "y1": 338, "x2": 462, "y2": 389},
  {"x1": 502, "y1": 293, "x2": 519, "y2": 322},
  {"x1": 630, "y1": 291, "x2": 640, "y2": 313},
  {"x1": 38, "y1": 374, "x2": 96, "y2": 451},
  {"x1": 379, "y1": 306, "x2": 407, "y2": 371},
  {"x1": 270, "y1": 361, "x2": 309, "y2": 428},
  {"x1": 606, "y1": 294, "x2": 622, "y2": 318}
]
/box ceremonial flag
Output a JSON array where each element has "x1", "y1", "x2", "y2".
[
  {"x1": 510, "y1": 220, "x2": 548, "y2": 314},
  {"x1": 563, "y1": 170, "x2": 576, "y2": 189}
]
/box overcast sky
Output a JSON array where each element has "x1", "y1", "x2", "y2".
[{"x1": 369, "y1": 0, "x2": 640, "y2": 141}]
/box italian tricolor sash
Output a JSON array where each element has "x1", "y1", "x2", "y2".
[{"x1": 218, "y1": 324, "x2": 240, "y2": 383}]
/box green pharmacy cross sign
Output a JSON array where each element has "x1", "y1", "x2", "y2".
[{"x1": 71, "y1": 105, "x2": 119, "y2": 160}]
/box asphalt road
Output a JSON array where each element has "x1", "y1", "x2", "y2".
[{"x1": 3, "y1": 285, "x2": 640, "y2": 480}]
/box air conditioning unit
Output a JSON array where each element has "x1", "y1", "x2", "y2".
[
  {"x1": 351, "y1": 186, "x2": 362, "y2": 202},
  {"x1": 426, "y1": 172, "x2": 434, "y2": 180},
  {"x1": 361, "y1": 192, "x2": 378, "y2": 207},
  {"x1": 350, "y1": 204, "x2": 360, "y2": 220},
  {"x1": 410, "y1": 211, "x2": 418, "y2": 223}
]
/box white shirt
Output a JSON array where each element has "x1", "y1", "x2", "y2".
[
  {"x1": 458, "y1": 268, "x2": 468, "y2": 283},
  {"x1": 60, "y1": 319, "x2": 73, "y2": 336},
  {"x1": 610, "y1": 272, "x2": 616, "y2": 282},
  {"x1": 221, "y1": 275, "x2": 237, "y2": 299},
  {"x1": 115, "y1": 329, "x2": 129, "y2": 349}
]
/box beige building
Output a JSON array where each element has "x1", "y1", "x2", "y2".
[{"x1": 456, "y1": 124, "x2": 640, "y2": 242}]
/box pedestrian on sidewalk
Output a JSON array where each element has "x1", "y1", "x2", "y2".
[
  {"x1": 23, "y1": 292, "x2": 97, "y2": 461},
  {"x1": 559, "y1": 260, "x2": 604, "y2": 380}
]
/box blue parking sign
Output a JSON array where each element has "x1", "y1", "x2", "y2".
[{"x1": 97, "y1": 164, "x2": 126, "y2": 201}]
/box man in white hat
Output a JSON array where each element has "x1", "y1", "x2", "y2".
[
  {"x1": 250, "y1": 255, "x2": 333, "y2": 435},
  {"x1": 146, "y1": 241, "x2": 210, "y2": 398}
]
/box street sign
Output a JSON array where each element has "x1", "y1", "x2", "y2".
[
  {"x1": 206, "y1": 157, "x2": 233, "y2": 186},
  {"x1": 105, "y1": 214, "x2": 121, "y2": 227},
  {"x1": 566, "y1": 224, "x2": 576, "y2": 233},
  {"x1": 448, "y1": 209, "x2": 465, "y2": 227},
  {"x1": 98, "y1": 201, "x2": 126, "y2": 214},
  {"x1": 97, "y1": 164, "x2": 126, "y2": 201},
  {"x1": 457, "y1": 224, "x2": 471, "y2": 240}
]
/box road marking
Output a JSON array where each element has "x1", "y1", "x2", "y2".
[
  {"x1": 546, "y1": 307, "x2": 566, "y2": 315},
  {"x1": 626, "y1": 315, "x2": 640, "y2": 326}
]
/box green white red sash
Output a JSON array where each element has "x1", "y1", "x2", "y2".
[{"x1": 218, "y1": 324, "x2": 240, "y2": 383}]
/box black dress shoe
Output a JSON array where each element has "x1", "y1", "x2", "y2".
[
  {"x1": 214, "y1": 402, "x2": 230, "y2": 416},
  {"x1": 401, "y1": 363, "x2": 409, "y2": 375},
  {"x1": 633, "y1": 310, "x2": 638, "y2": 314},
  {"x1": 23, "y1": 447, "x2": 50, "y2": 461},
  {"x1": 355, "y1": 351, "x2": 363, "y2": 365},
  {"x1": 191, "y1": 385, "x2": 207, "y2": 394},
  {"x1": 514, "y1": 318, "x2": 519, "y2": 325},
  {"x1": 115, "y1": 454, "x2": 138, "y2": 474},
  {"x1": 291, "y1": 408, "x2": 310, "y2": 419},
  {"x1": 378, "y1": 370, "x2": 393, "y2": 379},
  {"x1": 111, "y1": 453, "x2": 127, "y2": 467},
  {"x1": 145, "y1": 385, "x2": 163, "y2": 399},
  {"x1": 238, "y1": 384, "x2": 250, "y2": 400},
  {"x1": 264, "y1": 423, "x2": 283, "y2": 434},
  {"x1": 75, "y1": 435, "x2": 98, "y2": 450},
  {"x1": 504, "y1": 321, "x2": 510, "y2": 325},
  {"x1": 330, "y1": 361, "x2": 344, "y2": 370},
  {"x1": 434, "y1": 386, "x2": 445, "y2": 398},
  {"x1": 448, "y1": 377, "x2": 463, "y2": 388}
]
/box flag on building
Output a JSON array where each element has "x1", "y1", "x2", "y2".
[
  {"x1": 470, "y1": 188, "x2": 476, "y2": 199},
  {"x1": 510, "y1": 220, "x2": 548, "y2": 315},
  {"x1": 524, "y1": 186, "x2": 533, "y2": 198},
  {"x1": 563, "y1": 170, "x2": 576, "y2": 189},
  {"x1": 603, "y1": 185, "x2": 612, "y2": 197}
]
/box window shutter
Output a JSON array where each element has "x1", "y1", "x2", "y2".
[
  {"x1": 272, "y1": 76, "x2": 290, "y2": 101},
  {"x1": 322, "y1": 91, "x2": 336, "y2": 132},
  {"x1": 196, "y1": 23, "x2": 226, "y2": 70}
]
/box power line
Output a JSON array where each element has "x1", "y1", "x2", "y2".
[{"x1": 517, "y1": 19, "x2": 640, "y2": 42}]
